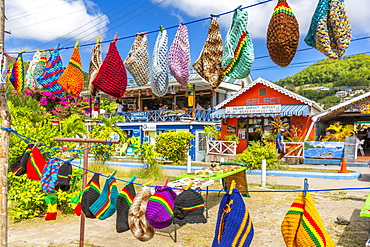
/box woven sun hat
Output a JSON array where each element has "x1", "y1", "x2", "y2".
[
  {"x1": 151, "y1": 29, "x2": 169, "y2": 97},
  {"x1": 124, "y1": 33, "x2": 150, "y2": 86},
  {"x1": 266, "y1": 0, "x2": 299, "y2": 67},
  {"x1": 0, "y1": 53, "x2": 8, "y2": 92},
  {"x1": 145, "y1": 186, "x2": 178, "y2": 229},
  {"x1": 58, "y1": 42, "x2": 84, "y2": 97},
  {"x1": 212, "y1": 189, "x2": 254, "y2": 247},
  {"x1": 9, "y1": 52, "x2": 25, "y2": 92},
  {"x1": 281, "y1": 192, "x2": 335, "y2": 247},
  {"x1": 90, "y1": 176, "x2": 118, "y2": 220},
  {"x1": 168, "y1": 24, "x2": 191, "y2": 87},
  {"x1": 88, "y1": 42, "x2": 102, "y2": 97},
  {"x1": 173, "y1": 190, "x2": 207, "y2": 226},
  {"x1": 116, "y1": 182, "x2": 136, "y2": 233},
  {"x1": 36, "y1": 50, "x2": 66, "y2": 98},
  {"x1": 128, "y1": 186, "x2": 155, "y2": 242},
  {"x1": 193, "y1": 17, "x2": 224, "y2": 89},
  {"x1": 40, "y1": 157, "x2": 61, "y2": 194},
  {"x1": 81, "y1": 173, "x2": 101, "y2": 219},
  {"x1": 92, "y1": 40, "x2": 128, "y2": 98},
  {"x1": 25, "y1": 51, "x2": 42, "y2": 89},
  {"x1": 221, "y1": 8, "x2": 254, "y2": 79},
  {"x1": 304, "y1": 0, "x2": 351, "y2": 59}
]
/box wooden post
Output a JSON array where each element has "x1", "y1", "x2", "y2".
[{"x1": 53, "y1": 137, "x2": 119, "y2": 247}]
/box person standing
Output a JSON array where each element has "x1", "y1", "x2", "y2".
[
  {"x1": 276, "y1": 129, "x2": 286, "y2": 158},
  {"x1": 116, "y1": 102, "x2": 124, "y2": 113}
]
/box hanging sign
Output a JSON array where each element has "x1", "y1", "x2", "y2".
[
  {"x1": 226, "y1": 105, "x2": 281, "y2": 114},
  {"x1": 131, "y1": 111, "x2": 148, "y2": 120},
  {"x1": 142, "y1": 123, "x2": 156, "y2": 131}
]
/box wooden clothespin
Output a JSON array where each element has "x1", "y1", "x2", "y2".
[
  {"x1": 142, "y1": 180, "x2": 154, "y2": 187},
  {"x1": 303, "y1": 178, "x2": 309, "y2": 197},
  {"x1": 126, "y1": 174, "x2": 137, "y2": 186},
  {"x1": 113, "y1": 32, "x2": 119, "y2": 42},
  {"x1": 136, "y1": 31, "x2": 147, "y2": 36},
  {"x1": 184, "y1": 180, "x2": 194, "y2": 190},
  {"x1": 107, "y1": 169, "x2": 118, "y2": 179},
  {"x1": 74, "y1": 40, "x2": 79, "y2": 48},
  {"x1": 19, "y1": 49, "x2": 28, "y2": 54},
  {"x1": 229, "y1": 180, "x2": 236, "y2": 194},
  {"x1": 31, "y1": 141, "x2": 39, "y2": 150},
  {"x1": 161, "y1": 177, "x2": 169, "y2": 189},
  {"x1": 96, "y1": 35, "x2": 103, "y2": 44}
]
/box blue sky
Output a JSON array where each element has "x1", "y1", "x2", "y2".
[{"x1": 5, "y1": 0, "x2": 370, "y2": 83}]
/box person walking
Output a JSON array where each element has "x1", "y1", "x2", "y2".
[{"x1": 276, "y1": 129, "x2": 286, "y2": 159}]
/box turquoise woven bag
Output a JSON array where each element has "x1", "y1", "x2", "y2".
[{"x1": 221, "y1": 9, "x2": 254, "y2": 79}]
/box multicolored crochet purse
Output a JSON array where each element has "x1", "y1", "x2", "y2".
[
  {"x1": 124, "y1": 33, "x2": 150, "y2": 86},
  {"x1": 151, "y1": 29, "x2": 169, "y2": 97},
  {"x1": 33, "y1": 51, "x2": 51, "y2": 89},
  {"x1": 304, "y1": 0, "x2": 351, "y2": 59},
  {"x1": 88, "y1": 42, "x2": 102, "y2": 97},
  {"x1": 266, "y1": 0, "x2": 299, "y2": 67},
  {"x1": 193, "y1": 17, "x2": 224, "y2": 89},
  {"x1": 221, "y1": 8, "x2": 254, "y2": 79},
  {"x1": 25, "y1": 51, "x2": 42, "y2": 89},
  {"x1": 9, "y1": 52, "x2": 25, "y2": 92}
]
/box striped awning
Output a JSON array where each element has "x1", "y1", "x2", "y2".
[{"x1": 211, "y1": 104, "x2": 310, "y2": 118}]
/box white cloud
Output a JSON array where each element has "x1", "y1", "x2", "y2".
[
  {"x1": 6, "y1": 0, "x2": 109, "y2": 42},
  {"x1": 155, "y1": 0, "x2": 370, "y2": 39}
]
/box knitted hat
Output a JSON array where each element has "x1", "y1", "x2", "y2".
[
  {"x1": 128, "y1": 186, "x2": 155, "y2": 242},
  {"x1": 9, "y1": 52, "x2": 25, "y2": 92},
  {"x1": 281, "y1": 192, "x2": 335, "y2": 247},
  {"x1": 89, "y1": 176, "x2": 118, "y2": 220},
  {"x1": 124, "y1": 33, "x2": 150, "y2": 86},
  {"x1": 81, "y1": 173, "x2": 101, "y2": 218},
  {"x1": 151, "y1": 29, "x2": 169, "y2": 97},
  {"x1": 58, "y1": 44, "x2": 84, "y2": 97},
  {"x1": 145, "y1": 186, "x2": 177, "y2": 229},
  {"x1": 26, "y1": 145, "x2": 46, "y2": 181},
  {"x1": 116, "y1": 183, "x2": 136, "y2": 233},
  {"x1": 193, "y1": 17, "x2": 224, "y2": 89},
  {"x1": 70, "y1": 192, "x2": 82, "y2": 216},
  {"x1": 25, "y1": 51, "x2": 42, "y2": 89},
  {"x1": 221, "y1": 8, "x2": 254, "y2": 79},
  {"x1": 0, "y1": 53, "x2": 8, "y2": 92},
  {"x1": 266, "y1": 0, "x2": 299, "y2": 67},
  {"x1": 173, "y1": 190, "x2": 207, "y2": 226},
  {"x1": 304, "y1": 0, "x2": 351, "y2": 59},
  {"x1": 40, "y1": 157, "x2": 61, "y2": 194},
  {"x1": 168, "y1": 24, "x2": 191, "y2": 87},
  {"x1": 55, "y1": 159, "x2": 72, "y2": 191},
  {"x1": 212, "y1": 189, "x2": 254, "y2": 247},
  {"x1": 88, "y1": 42, "x2": 102, "y2": 97},
  {"x1": 92, "y1": 40, "x2": 128, "y2": 98},
  {"x1": 10, "y1": 145, "x2": 32, "y2": 176},
  {"x1": 33, "y1": 51, "x2": 51, "y2": 89},
  {"x1": 36, "y1": 50, "x2": 66, "y2": 97},
  {"x1": 45, "y1": 194, "x2": 58, "y2": 221}
]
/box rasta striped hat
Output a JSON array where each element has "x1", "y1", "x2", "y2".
[
  {"x1": 89, "y1": 176, "x2": 118, "y2": 220},
  {"x1": 26, "y1": 144, "x2": 46, "y2": 181},
  {"x1": 116, "y1": 182, "x2": 136, "y2": 233},
  {"x1": 145, "y1": 186, "x2": 177, "y2": 229},
  {"x1": 174, "y1": 190, "x2": 207, "y2": 226},
  {"x1": 55, "y1": 159, "x2": 73, "y2": 191},
  {"x1": 281, "y1": 192, "x2": 335, "y2": 247},
  {"x1": 81, "y1": 173, "x2": 101, "y2": 218}
]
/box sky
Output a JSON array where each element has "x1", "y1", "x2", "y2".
[{"x1": 4, "y1": 0, "x2": 370, "y2": 83}]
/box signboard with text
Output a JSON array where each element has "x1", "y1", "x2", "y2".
[
  {"x1": 130, "y1": 111, "x2": 148, "y2": 120},
  {"x1": 225, "y1": 105, "x2": 281, "y2": 114}
]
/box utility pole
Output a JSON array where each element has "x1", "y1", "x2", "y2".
[{"x1": 0, "y1": 0, "x2": 11, "y2": 246}]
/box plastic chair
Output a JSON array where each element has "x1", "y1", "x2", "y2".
[{"x1": 358, "y1": 139, "x2": 365, "y2": 156}]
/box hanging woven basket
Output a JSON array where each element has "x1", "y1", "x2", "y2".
[
  {"x1": 151, "y1": 29, "x2": 169, "y2": 97},
  {"x1": 266, "y1": 0, "x2": 299, "y2": 67}
]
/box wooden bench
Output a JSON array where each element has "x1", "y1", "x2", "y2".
[{"x1": 303, "y1": 158, "x2": 342, "y2": 166}]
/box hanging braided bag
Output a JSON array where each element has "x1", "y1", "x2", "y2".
[
  {"x1": 221, "y1": 8, "x2": 254, "y2": 79},
  {"x1": 304, "y1": 0, "x2": 351, "y2": 59},
  {"x1": 266, "y1": 0, "x2": 299, "y2": 67},
  {"x1": 124, "y1": 33, "x2": 150, "y2": 86},
  {"x1": 88, "y1": 42, "x2": 102, "y2": 97},
  {"x1": 193, "y1": 17, "x2": 224, "y2": 89},
  {"x1": 40, "y1": 157, "x2": 61, "y2": 194},
  {"x1": 9, "y1": 52, "x2": 25, "y2": 92},
  {"x1": 25, "y1": 51, "x2": 42, "y2": 89},
  {"x1": 92, "y1": 40, "x2": 128, "y2": 98},
  {"x1": 151, "y1": 29, "x2": 169, "y2": 97}
]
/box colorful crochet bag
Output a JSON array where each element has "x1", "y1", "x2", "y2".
[
  {"x1": 36, "y1": 50, "x2": 66, "y2": 97},
  {"x1": 88, "y1": 42, "x2": 102, "y2": 97},
  {"x1": 9, "y1": 52, "x2": 25, "y2": 92},
  {"x1": 0, "y1": 53, "x2": 8, "y2": 92},
  {"x1": 193, "y1": 17, "x2": 224, "y2": 89},
  {"x1": 221, "y1": 8, "x2": 254, "y2": 79},
  {"x1": 124, "y1": 33, "x2": 150, "y2": 86},
  {"x1": 25, "y1": 51, "x2": 42, "y2": 89},
  {"x1": 168, "y1": 24, "x2": 191, "y2": 87},
  {"x1": 26, "y1": 145, "x2": 46, "y2": 181},
  {"x1": 151, "y1": 29, "x2": 169, "y2": 97},
  {"x1": 40, "y1": 157, "x2": 61, "y2": 194},
  {"x1": 281, "y1": 192, "x2": 335, "y2": 247},
  {"x1": 116, "y1": 182, "x2": 136, "y2": 233},
  {"x1": 33, "y1": 51, "x2": 51, "y2": 89},
  {"x1": 58, "y1": 43, "x2": 84, "y2": 97},
  {"x1": 92, "y1": 40, "x2": 127, "y2": 99},
  {"x1": 212, "y1": 188, "x2": 254, "y2": 247},
  {"x1": 81, "y1": 173, "x2": 101, "y2": 218},
  {"x1": 266, "y1": 0, "x2": 299, "y2": 67},
  {"x1": 304, "y1": 0, "x2": 351, "y2": 59}
]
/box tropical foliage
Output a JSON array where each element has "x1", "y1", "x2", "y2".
[{"x1": 322, "y1": 121, "x2": 356, "y2": 142}]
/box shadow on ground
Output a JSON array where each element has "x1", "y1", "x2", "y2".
[{"x1": 337, "y1": 209, "x2": 370, "y2": 246}]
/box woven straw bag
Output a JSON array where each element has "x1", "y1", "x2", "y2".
[
  {"x1": 124, "y1": 34, "x2": 150, "y2": 86},
  {"x1": 221, "y1": 9, "x2": 254, "y2": 79},
  {"x1": 168, "y1": 24, "x2": 191, "y2": 87},
  {"x1": 92, "y1": 40, "x2": 128, "y2": 99},
  {"x1": 88, "y1": 43, "x2": 102, "y2": 97},
  {"x1": 266, "y1": 0, "x2": 299, "y2": 67},
  {"x1": 193, "y1": 17, "x2": 224, "y2": 89},
  {"x1": 151, "y1": 29, "x2": 169, "y2": 97},
  {"x1": 305, "y1": 0, "x2": 351, "y2": 59}
]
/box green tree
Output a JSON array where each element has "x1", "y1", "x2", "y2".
[{"x1": 322, "y1": 121, "x2": 355, "y2": 142}]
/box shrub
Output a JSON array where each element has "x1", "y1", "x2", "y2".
[
  {"x1": 224, "y1": 134, "x2": 240, "y2": 144},
  {"x1": 233, "y1": 141, "x2": 280, "y2": 170},
  {"x1": 155, "y1": 131, "x2": 194, "y2": 164}
]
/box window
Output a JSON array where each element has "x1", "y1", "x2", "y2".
[
  {"x1": 259, "y1": 88, "x2": 266, "y2": 96},
  {"x1": 198, "y1": 133, "x2": 207, "y2": 151}
]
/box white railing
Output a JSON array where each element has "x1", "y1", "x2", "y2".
[{"x1": 207, "y1": 140, "x2": 237, "y2": 156}]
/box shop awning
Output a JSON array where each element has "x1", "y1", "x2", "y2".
[{"x1": 211, "y1": 104, "x2": 310, "y2": 118}]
